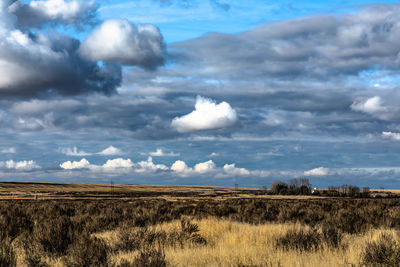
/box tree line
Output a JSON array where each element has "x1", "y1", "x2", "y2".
[{"x1": 270, "y1": 178, "x2": 371, "y2": 197}]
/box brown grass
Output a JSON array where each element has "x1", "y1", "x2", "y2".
[{"x1": 88, "y1": 218, "x2": 400, "y2": 267}]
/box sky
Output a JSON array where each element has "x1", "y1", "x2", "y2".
[{"x1": 1, "y1": 0, "x2": 400, "y2": 188}]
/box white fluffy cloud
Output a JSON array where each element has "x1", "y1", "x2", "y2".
[
  {"x1": 60, "y1": 158, "x2": 91, "y2": 169},
  {"x1": 135, "y1": 157, "x2": 168, "y2": 173},
  {"x1": 0, "y1": 160, "x2": 41, "y2": 171},
  {"x1": 382, "y1": 131, "x2": 400, "y2": 141},
  {"x1": 149, "y1": 148, "x2": 179, "y2": 157},
  {"x1": 304, "y1": 167, "x2": 330, "y2": 176},
  {"x1": 60, "y1": 157, "x2": 168, "y2": 173},
  {"x1": 351, "y1": 96, "x2": 387, "y2": 115},
  {"x1": 223, "y1": 163, "x2": 250, "y2": 176},
  {"x1": 103, "y1": 158, "x2": 133, "y2": 169},
  {"x1": 171, "y1": 96, "x2": 237, "y2": 133},
  {"x1": 194, "y1": 160, "x2": 216, "y2": 173},
  {"x1": 80, "y1": 19, "x2": 165, "y2": 69},
  {"x1": 97, "y1": 146, "x2": 123, "y2": 156},
  {"x1": 171, "y1": 160, "x2": 193, "y2": 176}
]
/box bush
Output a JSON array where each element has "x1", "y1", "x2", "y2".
[
  {"x1": 66, "y1": 234, "x2": 109, "y2": 267},
  {"x1": 0, "y1": 239, "x2": 16, "y2": 267},
  {"x1": 361, "y1": 233, "x2": 400, "y2": 266},
  {"x1": 180, "y1": 218, "x2": 207, "y2": 245},
  {"x1": 321, "y1": 224, "x2": 343, "y2": 248},
  {"x1": 133, "y1": 247, "x2": 166, "y2": 267},
  {"x1": 275, "y1": 227, "x2": 321, "y2": 251},
  {"x1": 34, "y1": 216, "x2": 76, "y2": 256}
]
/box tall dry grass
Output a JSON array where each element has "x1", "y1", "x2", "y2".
[{"x1": 89, "y1": 217, "x2": 400, "y2": 267}]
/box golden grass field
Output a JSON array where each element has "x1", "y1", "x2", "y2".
[
  {"x1": 16, "y1": 217, "x2": 398, "y2": 267},
  {"x1": 1, "y1": 181, "x2": 400, "y2": 266}
]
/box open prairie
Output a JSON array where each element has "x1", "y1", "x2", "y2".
[
  {"x1": 0, "y1": 181, "x2": 331, "y2": 200},
  {"x1": 0, "y1": 182, "x2": 400, "y2": 266}
]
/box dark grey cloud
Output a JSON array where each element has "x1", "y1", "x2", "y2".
[
  {"x1": 0, "y1": 0, "x2": 167, "y2": 97},
  {"x1": 170, "y1": 4, "x2": 400, "y2": 81},
  {"x1": 9, "y1": 0, "x2": 99, "y2": 28}
]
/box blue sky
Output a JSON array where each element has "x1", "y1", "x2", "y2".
[{"x1": 1, "y1": 0, "x2": 400, "y2": 188}]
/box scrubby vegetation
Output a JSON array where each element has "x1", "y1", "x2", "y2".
[{"x1": 0, "y1": 195, "x2": 400, "y2": 265}]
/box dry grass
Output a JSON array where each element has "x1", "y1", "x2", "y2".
[{"x1": 88, "y1": 218, "x2": 400, "y2": 267}]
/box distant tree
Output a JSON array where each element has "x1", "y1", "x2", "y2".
[
  {"x1": 271, "y1": 181, "x2": 288, "y2": 195},
  {"x1": 287, "y1": 178, "x2": 311, "y2": 195},
  {"x1": 362, "y1": 187, "x2": 370, "y2": 198}
]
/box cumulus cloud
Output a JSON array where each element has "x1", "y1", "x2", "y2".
[
  {"x1": 351, "y1": 96, "x2": 387, "y2": 115},
  {"x1": 1, "y1": 147, "x2": 16, "y2": 154},
  {"x1": 61, "y1": 146, "x2": 91, "y2": 156},
  {"x1": 171, "y1": 96, "x2": 237, "y2": 133},
  {"x1": 382, "y1": 131, "x2": 400, "y2": 141},
  {"x1": 223, "y1": 163, "x2": 250, "y2": 176},
  {"x1": 0, "y1": 22, "x2": 121, "y2": 96},
  {"x1": 10, "y1": 0, "x2": 98, "y2": 27},
  {"x1": 0, "y1": 160, "x2": 41, "y2": 171},
  {"x1": 170, "y1": 160, "x2": 193, "y2": 176},
  {"x1": 135, "y1": 157, "x2": 169, "y2": 173},
  {"x1": 60, "y1": 157, "x2": 169, "y2": 173},
  {"x1": 80, "y1": 19, "x2": 166, "y2": 69},
  {"x1": 304, "y1": 167, "x2": 330, "y2": 176},
  {"x1": 103, "y1": 158, "x2": 133, "y2": 169},
  {"x1": 60, "y1": 158, "x2": 91, "y2": 169},
  {"x1": 97, "y1": 146, "x2": 123, "y2": 156},
  {"x1": 149, "y1": 148, "x2": 179, "y2": 157},
  {"x1": 193, "y1": 160, "x2": 216, "y2": 173}
]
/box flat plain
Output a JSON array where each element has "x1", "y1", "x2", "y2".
[{"x1": 0, "y1": 182, "x2": 400, "y2": 266}]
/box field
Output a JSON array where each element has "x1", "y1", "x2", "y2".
[{"x1": 0, "y1": 182, "x2": 400, "y2": 266}]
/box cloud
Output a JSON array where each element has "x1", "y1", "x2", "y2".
[
  {"x1": 10, "y1": 0, "x2": 98, "y2": 28},
  {"x1": 0, "y1": 24, "x2": 121, "y2": 96},
  {"x1": 210, "y1": 0, "x2": 230, "y2": 11},
  {"x1": 351, "y1": 96, "x2": 387, "y2": 115},
  {"x1": 171, "y1": 96, "x2": 237, "y2": 133},
  {"x1": 1, "y1": 147, "x2": 16, "y2": 154},
  {"x1": 223, "y1": 163, "x2": 250, "y2": 176},
  {"x1": 0, "y1": 160, "x2": 41, "y2": 171},
  {"x1": 208, "y1": 152, "x2": 219, "y2": 157},
  {"x1": 97, "y1": 146, "x2": 123, "y2": 156},
  {"x1": 60, "y1": 146, "x2": 91, "y2": 156},
  {"x1": 135, "y1": 157, "x2": 169, "y2": 173},
  {"x1": 382, "y1": 131, "x2": 400, "y2": 141},
  {"x1": 149, "y1": 148, "x2": 179, "y2": 157},
  {"x1": 59, "y1": 156, "x2": 168, "y2": 173},
  {"x1": 103, "y1": 158, "x2": 134, "y2": 169},
  {"x1": 80, "y1": 19, "x2": 166, "y2": 69},
  {"x1": 304, "y1": 167, "x2": 330, "y2": 176},
  {"x1": 60, "y1": 158, "x2": 91, "y2": 169},
  {"x1": 171, "y1": 160, "x2": 193, "y2": 176},
  {"x1": 194, "y1": 160, "x2": 216, "y2": 173}
]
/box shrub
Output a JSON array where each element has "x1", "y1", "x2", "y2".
[
  {"x1": 34, "y1": 216, "x2": 75, "y2": 256},
  {"x1": 321, "y1": 224, "x2": 343, "y2": 248},
  {"x1": 275, "y1": 227, "x2": 321, "y2": 252},
  {"x1": 0, "y1": 239, "x2": 16, "y2": 267},
  {"x1": 66, "y1": 234, "x2": 109, "y2": 267},
  {"x1": 361, "y1": 233, "x2": 400, "y2": 266},
  {"x1": 180, "y1": 218, "x2": 207, "y2": 245},
  {"x1": 132, "y1": 247, "x2": 166, "y2": 267}
]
